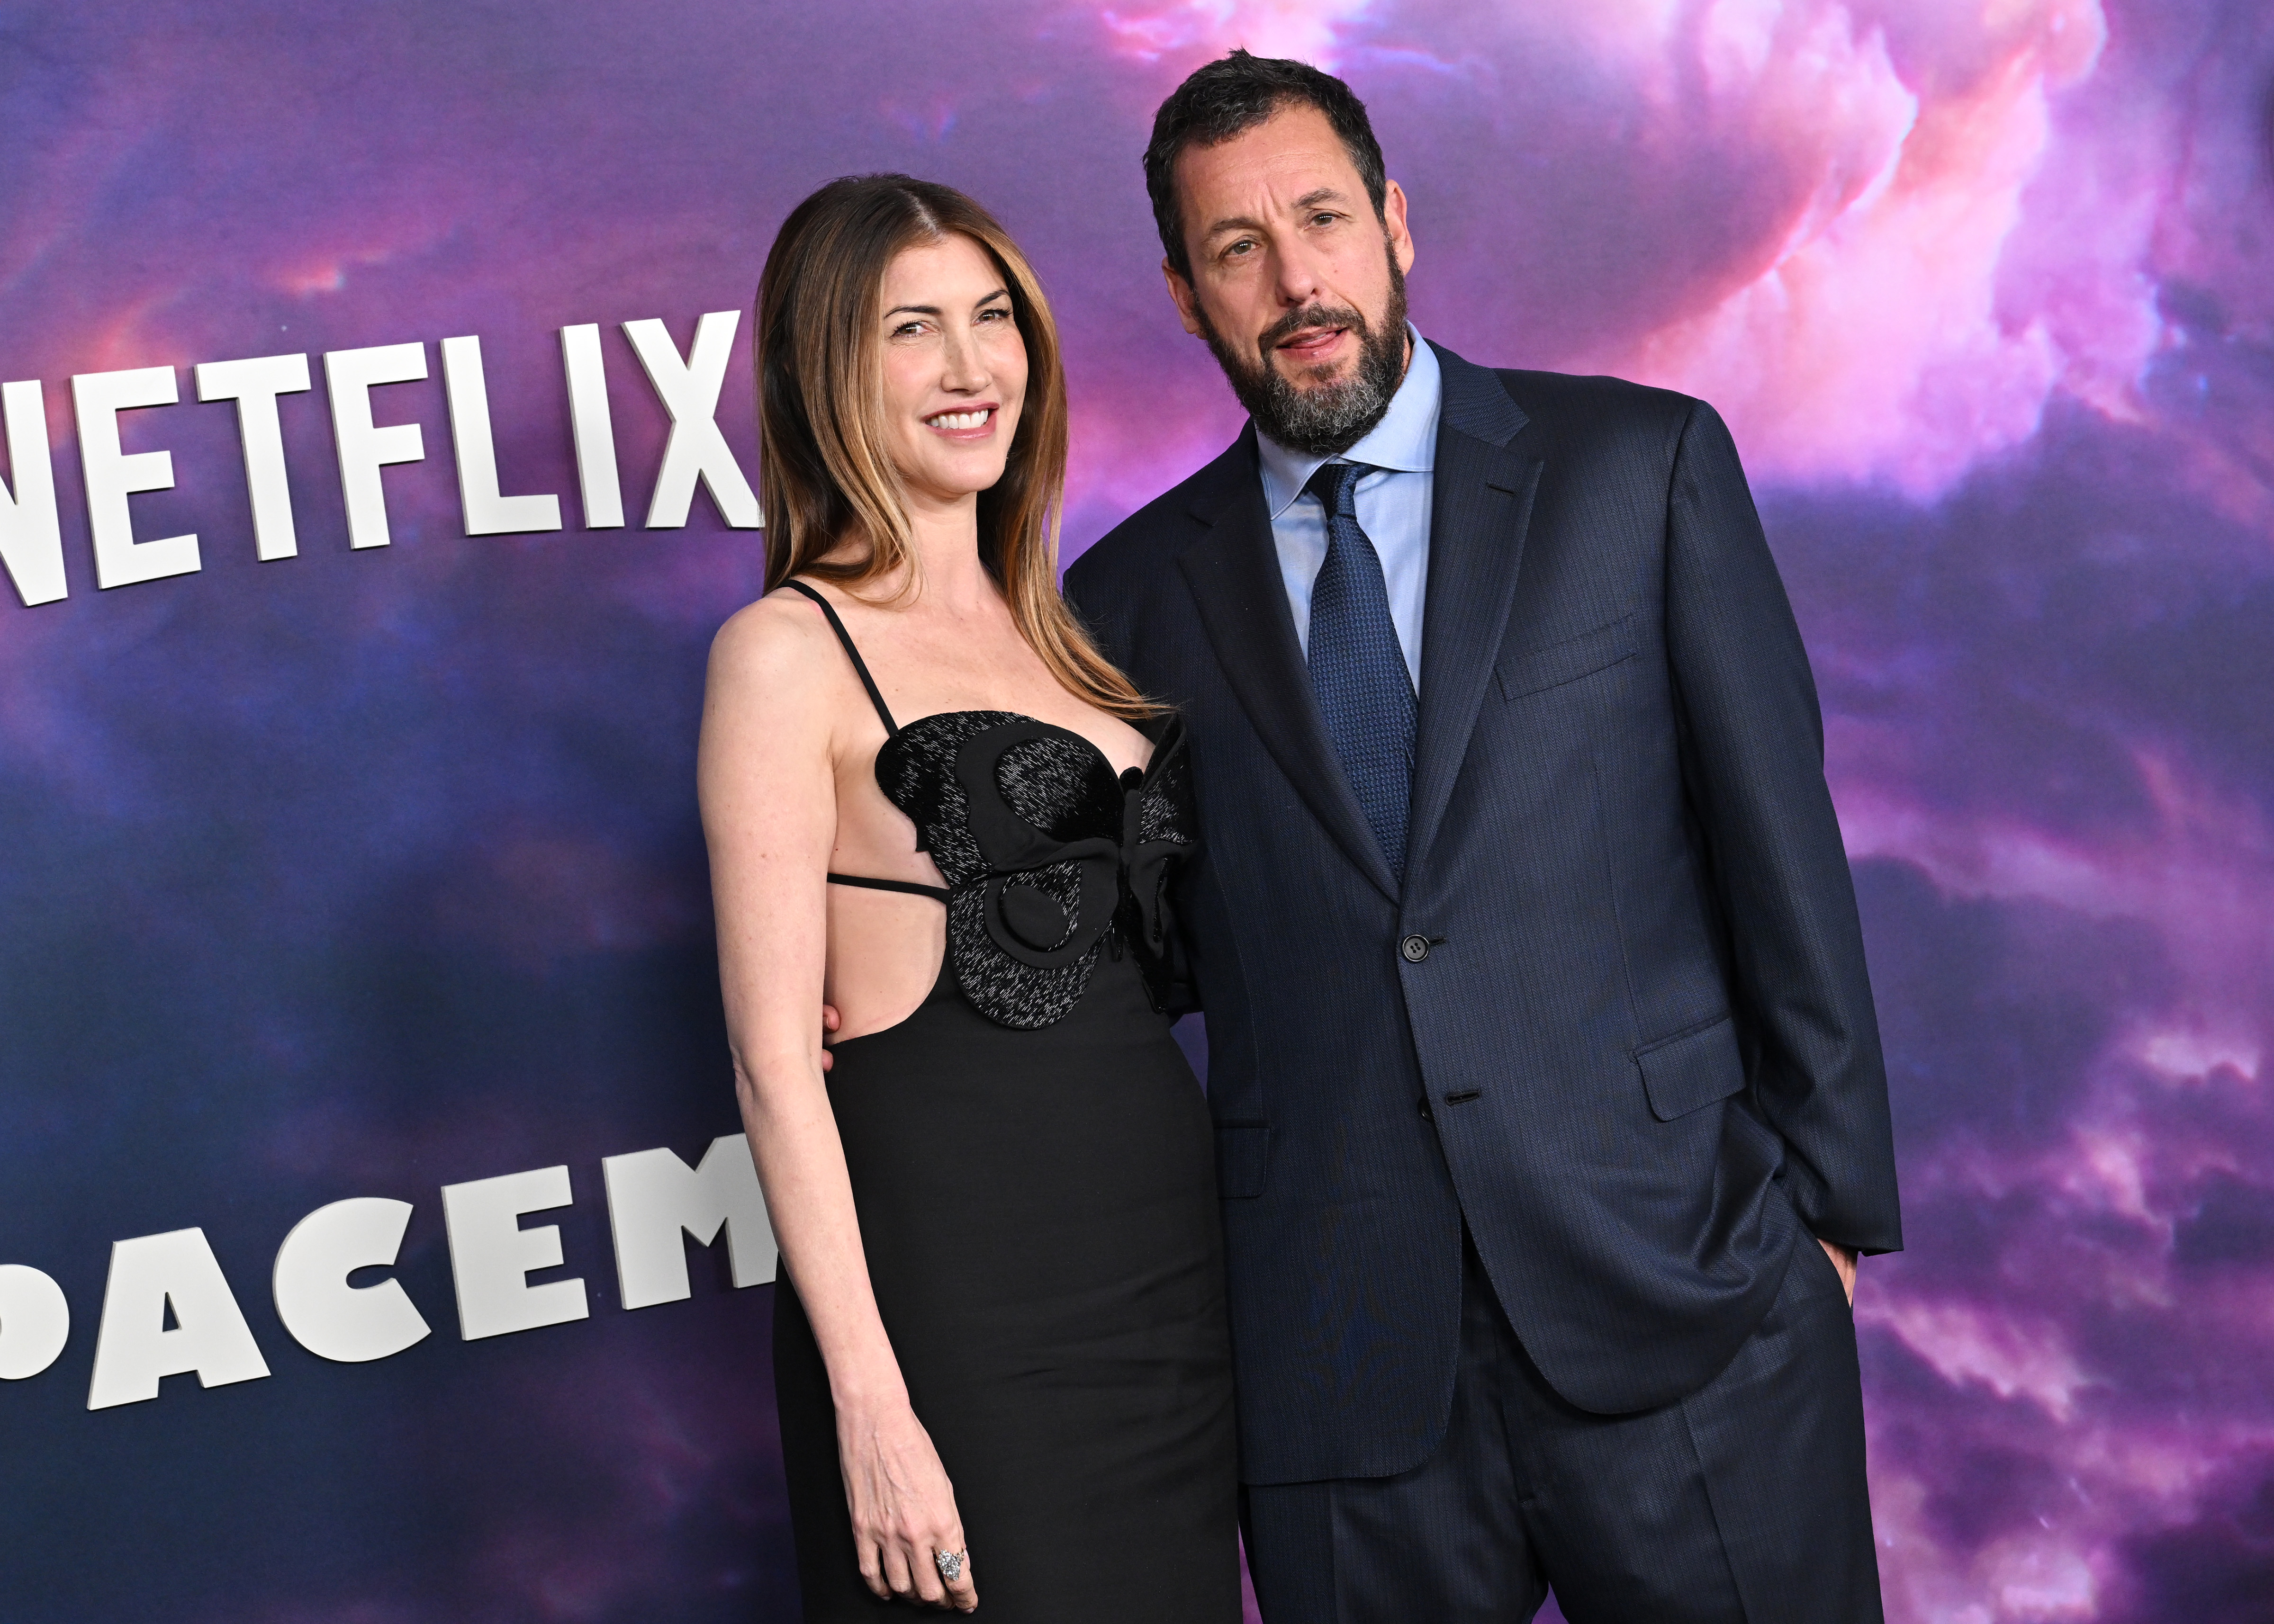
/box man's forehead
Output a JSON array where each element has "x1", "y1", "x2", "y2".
[{"x1": 1177, "y1": 106, "x2": 1361, "y2": 223}]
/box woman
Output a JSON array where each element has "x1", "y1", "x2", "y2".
[{"x1": 698, "y1": 175, "x2": 1239, "y2": 1621}]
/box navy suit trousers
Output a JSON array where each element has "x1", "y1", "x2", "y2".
[{"x1": 1242, "y1": 1228, "x2": 1883, "y2": 1624}]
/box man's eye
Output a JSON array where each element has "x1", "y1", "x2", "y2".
[
  {"x1": 1223, "y1": 239, "x2": 1255, "y2": 259},
  {"x1": 1312, "y1": 212, "x2": 1338, "y2": 227}
]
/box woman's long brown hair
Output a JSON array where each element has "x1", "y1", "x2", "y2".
[{"x1": 755, "y1": 174, "x2": 1156, "y2": 719}]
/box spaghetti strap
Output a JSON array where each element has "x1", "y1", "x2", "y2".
[
  {"x1": 782, "y1": 582, "x2": 943, "y2": 903},
  {"x1": 782, "y1": 579, "x2": 899, "y2": 735},
  {"x1": 827, "y1": 872, "x2": 950, "y2": 902}
]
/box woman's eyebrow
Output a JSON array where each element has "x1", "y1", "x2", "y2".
[{"x1": 882, "y1": 288, "x2": 1009, "y2": 320}]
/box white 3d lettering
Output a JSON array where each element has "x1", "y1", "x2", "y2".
[
  {"x1": 1, "y1": 314, "x2": 758, "y2": 607},
  {"x1": 72, "y1": 366, "x2": 201, "y2": 590},
  {"x1": 603, "y1": 1134, "x2": 778, "y2": 1310},
  {"x1": 27, "y1": 1138, "x2": 773, "y2": 1409},
  {"x1": 271, "y1": 1197, "x2": 433, "y2": 1363},
  {"x1": 87, "y1": 1228, "x2": 272, "y2": 1410},
  {"x1": 0, "y1": 380, "x2": 66, "y2": 605}
]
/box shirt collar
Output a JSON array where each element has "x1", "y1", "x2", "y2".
[{"x1": 1256, "y1": 326, "x2": 1441, "y2": 521}]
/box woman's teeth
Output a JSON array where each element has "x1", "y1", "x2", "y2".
[{"x1": 926, "y1": 409, "x2": 991, "y2": 431}]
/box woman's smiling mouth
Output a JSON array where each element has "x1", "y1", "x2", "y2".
[{"x1": 925, "y1": 405, "x2": 997, "y2": 436}]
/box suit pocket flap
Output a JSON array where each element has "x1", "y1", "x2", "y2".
[
  {"x1": 1636, "y1": 1015, "x2": 1745, "y2": 1121},
  {"x1": 1214, "y1": 1123, "x2": 1271, "y2": 1199},
  {"x1": 1496, "y1": 614, "x2": 1636, "y2": 700}
]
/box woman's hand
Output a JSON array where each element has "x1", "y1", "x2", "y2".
[{"x1": 838, "y1": 1396, "x2": 978, "y2": 1611}]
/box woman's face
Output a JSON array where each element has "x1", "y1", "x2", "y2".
[{"x1": 876, "y1": 233, "x2": 1028, "y2": 510}]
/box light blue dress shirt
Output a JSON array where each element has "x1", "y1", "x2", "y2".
[{"x1": 1254, "y1": 328, "x2": 1440, "y2": 688}]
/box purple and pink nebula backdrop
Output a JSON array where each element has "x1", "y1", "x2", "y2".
[{"x1": 1, "y1": 2, "x2": 2269, "y2": 1620}]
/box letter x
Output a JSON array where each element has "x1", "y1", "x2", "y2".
[{"x1": 621, "y1": 312, "x2": 761, "y2": 529}]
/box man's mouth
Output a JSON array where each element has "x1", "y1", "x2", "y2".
[{"x1": 1274, "y1": 326, "x2": 1349, "y2": 363}]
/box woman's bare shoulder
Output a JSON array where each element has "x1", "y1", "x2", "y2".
[{"x1": 708, "y1": 586, "x2": 839, "y2": 701}]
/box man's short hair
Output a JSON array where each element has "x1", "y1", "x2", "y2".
[{"x1": 1144, "y1": 50, "x2": 1389, "y2": 281}]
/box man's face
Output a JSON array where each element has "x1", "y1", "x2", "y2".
[{"x1": 1165, "y1": 103, "x2": 1416, "y2": 456}]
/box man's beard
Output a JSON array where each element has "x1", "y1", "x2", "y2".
[{"x1": 1196, "y1": 245, "x2": 1410, "y2": 458}]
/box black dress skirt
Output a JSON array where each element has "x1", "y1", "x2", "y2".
[{"x1": 767, "y1": 581, "x2": 1239, "y2": 1622}]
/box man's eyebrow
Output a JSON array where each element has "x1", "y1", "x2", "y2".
[
  {"x1": 1200, "y1": 188, "x2": 1354, "y2": 240},
  {"x1": 1200, "y1": 213, "x2": 1267, "y2": 241}
]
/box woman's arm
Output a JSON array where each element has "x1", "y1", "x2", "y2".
[{"x1": 699, "y1": 598, "x2": 976, "y2": 1613}]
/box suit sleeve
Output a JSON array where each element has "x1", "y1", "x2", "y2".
[{"x1": 1663, "y1": 400, "x2": 1902, "y2": 1255}]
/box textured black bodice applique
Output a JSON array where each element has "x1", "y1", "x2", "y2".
[
  {"x1": 783, "y1": 581, "x2": 1196, "y2": 1030},
  {"x1": 879, "y1": 710, "x2": 1193, "y2": 1027}
]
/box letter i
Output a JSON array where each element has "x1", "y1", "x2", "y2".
[{"x1": 559, "y1": 324, "x2": 623, "y2": 529}]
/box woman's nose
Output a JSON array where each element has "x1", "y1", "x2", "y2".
[{"x1": 939, "y1": 330, "x2": 990, "y2": 392}]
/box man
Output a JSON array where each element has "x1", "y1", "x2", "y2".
[{"x1": 1065, "y1": 52, "x2": 1902, "y2": 1624}]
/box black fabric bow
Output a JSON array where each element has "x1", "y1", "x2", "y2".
[{"x1": 950, "y1": 719, "x2": 1189, "y2": 999}]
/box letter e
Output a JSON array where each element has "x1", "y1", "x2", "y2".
[{"x1": 440, "y1": 1165, "x2": 589, "y2": 1340}]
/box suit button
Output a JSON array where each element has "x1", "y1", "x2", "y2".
[
  {"x1": 1417, "y1": 1095, "x2": 1435, "y2": 1121},
  {"x1": 1399, "y1": 934, "x2": 1431, "y2": 963}
]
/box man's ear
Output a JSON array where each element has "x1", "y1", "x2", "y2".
[
  {"x1": 1163, "y1": 260, "x2": 1206, "y2": 338},
  {"x1": 1383, "y1": 179, "x2": 1416, "y2": 276}
]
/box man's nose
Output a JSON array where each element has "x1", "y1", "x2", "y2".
[{"x1": 1272, "y1": 236, "x2": 1328, "y2": 307}]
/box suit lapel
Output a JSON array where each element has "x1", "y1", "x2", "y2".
[
  {"x1": 1408, "y1": 346, "x2": 1542, "y2": 879},
  {"x1": 1178, "y1": 429, "x2": 1401, "y2": 903}
]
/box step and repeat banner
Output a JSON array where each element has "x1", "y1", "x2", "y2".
[{"x1": 2, "y1": 2, "x2": 2268, "y2": 1620}]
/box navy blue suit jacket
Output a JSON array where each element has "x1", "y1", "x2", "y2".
[{"x1": 1065, "y1": 343, "x2": 1902, "y2": 1487}]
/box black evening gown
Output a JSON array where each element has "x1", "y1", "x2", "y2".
[{"x1": 769, "y1": 582, "x2": 1240, "y2": 1623}]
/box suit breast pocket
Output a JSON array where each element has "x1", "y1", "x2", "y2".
[{"x1": 1496, "y1": 614, "x2": 1637, "y2": 700}]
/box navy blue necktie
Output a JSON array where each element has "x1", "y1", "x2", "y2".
[{"x1": 1304, "y1": 460, "x2": 1416, "y2": 882}]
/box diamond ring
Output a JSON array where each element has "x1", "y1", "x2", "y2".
[{"x1": 935, "y1": 1548, "x2": 966, "y2": 1583}]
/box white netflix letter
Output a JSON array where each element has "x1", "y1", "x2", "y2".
[
  {"x1": 558, "y1": 323, "x2": 623, "y2": 529},
  {"x1": 603, "y1": 1135, "x2": 777, "y2": 1310},
  {"x1": 323, "y1": 342, "x2": 427, "y2": 550},
  {"x1": 0, "y1": 379, "x2": 65, "y2": 606},
  {"x1": 195, "y1": 352, "x2": 312, "y2": 560},
  {"x1": 86, "y1": 1228, "x2": 271, "y2": 1410},
  {"x1": 0, "y1": 1265, "x2": 70, "y2": 1380},
  {"x1": 271, "y1": 1197, "x2": 432, "y2": 1363},
  {"x1": 440, "y1": 334, "x2": 562, "y2": 537},
  {"x1": 440, "y1": 1165, "x2": 589, "y2": 1340},
  {"x1": 621, "y1": 312, "x2": 759, "y2": 529},
  {"x1": 72, "y1": 367, "x2": 200, "y2": 589}
]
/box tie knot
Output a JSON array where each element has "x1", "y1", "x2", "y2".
[{"x1": 1303, "y1": 459, "x2": 1374, "y2": 517}]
